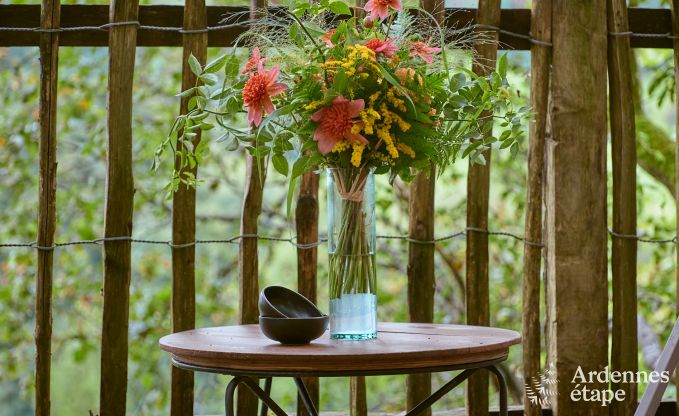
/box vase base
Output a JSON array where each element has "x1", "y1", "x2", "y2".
[{"x1": 330, "y1": 332, "x2": 377, "y2": 341}]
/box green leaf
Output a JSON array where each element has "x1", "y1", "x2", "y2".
[
  {"x1": 225, "y1": 55, "x2": 241, "y2": 78},
  {"x1": 175, "y1": 87, "x2": 196, "y2": 98},
  {"x1": 257, "y1": 103, "x2": 297, "y2": 135},
  {"x1": 328, "y1": 1, "x2": 351, "y2": 15},
  {"x1": 199, "y1": 73, "x2": 219, "y2": 86},
  {"x1": 272, "y1": 154, "x2": 289, "y2": 176},
  {"x1": 286, "y1": 175, "x2": 299, "y2": 219},
  {"x1": 289, "y1": 23, "x2": 305, "y2": 47},
  {"x1": 497, "y1": 54, "x2": 507, "y2": 78},
  {"x1": 302, "y1": 21, "x2": 326, "y2": 38},
  {"x1": 291, "y1": 156, "x2": 308, "y2": 179},
  {"x1": 188, "y1": 53, "x2": 202, "y2": 77},
  {"x1": 331, "y1": 70, "x2": 348, "y2": 94},
  {"x1": 204, "y1": 54, "x2": 229, "y2": 73}
]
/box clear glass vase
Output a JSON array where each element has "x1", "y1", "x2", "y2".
[{"x1": 326, "y1": 167, "x2": 377, "y2": 340}]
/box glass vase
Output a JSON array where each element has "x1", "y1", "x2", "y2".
[{"x1": 326, "y1": 167, "x2": 377, "y2": 340}]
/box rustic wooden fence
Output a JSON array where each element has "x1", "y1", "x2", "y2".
[{"x1": 2, "y1": 0, "x2": 679, "y2": 414}]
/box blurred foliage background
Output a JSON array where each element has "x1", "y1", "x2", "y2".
[{"x1": 2, "y1": 0, "x2": 679, "y2": 414}]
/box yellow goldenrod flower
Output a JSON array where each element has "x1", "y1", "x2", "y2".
[
  {"x1": 304, "y1": 100, "x2": 324, "y2": 111},
  {"x1": 397, "y1": 143, "x2": 416, "y2": 158},
  {"x1": 351, "y1": 143, "x2": 365, "y2": 167},
  {"x1": 388, "y1": 112, "x2": 411, "y2": 132},
  {"x1": 377, "y1": 126, "x2": 399, "y2": 159},
  {"x1": 332, "y1": 140, "x2": 351, "y2": 153}
]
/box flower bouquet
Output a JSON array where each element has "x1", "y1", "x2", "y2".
[{"x1": 156, "y1": 0, "x2": 528, "y2": 339}]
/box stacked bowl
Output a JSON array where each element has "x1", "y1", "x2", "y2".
[{"x1": 258, "y1": 286, "x2": 329, "y2": 344}]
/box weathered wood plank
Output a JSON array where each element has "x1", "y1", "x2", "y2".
[
  {"x1": 465, "y1": 0, "x2": 499, "y2": 414},
  {"x1": 237, "y1": 6, "x2": 267, "y2": 413},
  {"x1": 296, "y1": 169, "x2": 319, "y2": 416},
  {"x1": 170, "y1": 0, "x2": 207, "y2": 414},
  {"x1": 100, "y1": 0, "x2": 139, "y2": 415},
  {"x1": 546, "y1": 0, "x2": 609, "y2": 414},
  {"x1": 406, "y1": 162, "x2": 435, "y2": 416},
  {"x1": 608, "y1": 0, "x2": 639, "y2": 414},
  {"x1": 671, "y1": 2, "x2": 679, "y2": 415},
  {"x1": 1, "y1": 5, "x2": 672, "y2": 49},
  {"x1": 404, "y1": 0, "x2": 442, "y2": 412},
  {"x1": 635, "y1": 317, "x2": 679, "y2": 415},
  {"x1": 35, "y1": 1, "x2": 60, "y2": 415},
  {"x1": 238, "y1": 153, "x2": 266, "y2": 416},
  {"x1": 350, "y1": 377, "x2": 367, "y2": 416},
  {"x1": 521, "y1": 0, "x2": 550, "y2": 415}
]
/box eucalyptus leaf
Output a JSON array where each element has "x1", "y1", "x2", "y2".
[{"x1": 188, "y1": 53, "x2": 202, "y2": 77}]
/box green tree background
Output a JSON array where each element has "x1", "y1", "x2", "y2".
[{"x1": 2, "y1": 0, "x2": 679, "y2": 414}]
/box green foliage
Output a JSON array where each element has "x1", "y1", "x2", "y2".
[{"x1": 156, "y1": 4, "x2": 529, "y2": 199}]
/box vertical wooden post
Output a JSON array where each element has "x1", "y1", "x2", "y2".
[
  {"x1": 546, "y1": 0, "x2": 608, "y2": 414},
  {"x1": 350, "y1": 377, "x2": 367, "y2": 416},
  {"x1": 608, "y1": 0, "x2": 638, "y2": 414},
  {"x1": 404, "y1": 1, "x2": 443, "y2": 414},
  {"x1": 35, "y1": 1, "x2": 60, "y2": 415},
  {"x1": 522, "y1": 0, "x2": 550, "y2": 415},
  {"x1": 671, "y1": 3, "x2": 679, "y2": 415},
  {"x1": 670, "y1": 0, "x2": 679, "y2": 415},
  {"x1": 466, "y1": 1, "x2": 499, "y2": 414},
  {"x1": 238, "y1": 153, "x2": 266, "y2": 416},
  {"x1": 296, "y1": 170, "x2": 319, "y2": 416},
  {"x1": 349, "y1": 4, "x2": 368, "y2": 416},
  {"x1": 406, "y1": 164, "x2": 435, "y2": 415},
  {"x1": 100, "y1": 0, "x2": 139, "y2": 415},
  {"x1": 236, "y1": 1, "x2": 267, "y2": 413},
  {"x1": 170, "y1": 0, "x2": 207, "y2": 415}
]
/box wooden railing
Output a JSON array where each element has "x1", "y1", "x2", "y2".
[{"x1": 3, "y1": 0, "x2": 679, "y2": 414}]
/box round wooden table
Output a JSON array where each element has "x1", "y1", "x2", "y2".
[{"x1": 160, "y1": 322, "x2": 521, "y2": 416}]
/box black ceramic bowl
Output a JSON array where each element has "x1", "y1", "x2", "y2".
[
  {"x1": 259, "y1": 315, "x2": 329, "y2": 344},
  {"x1": 258, "y1": 286, "x2": 324, "y2": 318}
]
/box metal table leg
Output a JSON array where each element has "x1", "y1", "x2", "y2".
[
  {"x1": 224, "y1": 376, "x2": 287, "y2": 416},
  {"x1": 405, "y1": 365, "x2": 509, "y2": 416},
  {"x1": 260, "y1": 378, "x2": 272, "y2": 416},
  {"x1": 223, "y1": 364, "x2": 509, "y2": 416},
  {"x1": 294, "y1": 377, "x2": 319, "y2": 416},
  {"x1": 488, "y1": 365, "x2": 508, "y2": 416},
  {"x1": 405, "y1": 369, "x2": 477, "y2": 416}
]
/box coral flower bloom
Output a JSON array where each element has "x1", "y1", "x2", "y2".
[
  {"x1": 243, "y1": 63, "x2": 288, "y2": 127},
  {"x1": 311, "y1": 96, "x2": 368, "y2": 155},
  {"x1": 364, "y1": 37, "x2": 397, "y2": 58},
  {"x1": 242, "y1": 47, "x2": 267, "y2": 75},
  {"x1": 409, "y1": 39, "x2": 441, "y2": 64},
  {"x1": 322, "y1": 29, "x2": 336, "y2": 48},
  {"x1": 364, "y1": 0, "x2": 402, "y2": 21}
]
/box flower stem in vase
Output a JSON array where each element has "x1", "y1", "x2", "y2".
[{"x1": 327, "y1": 167, "x2": 377, "y2": 340}]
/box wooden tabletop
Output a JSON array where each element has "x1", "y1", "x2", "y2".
[{"x1": 159, "y1": 322, "x2": 521, "y2": 376}]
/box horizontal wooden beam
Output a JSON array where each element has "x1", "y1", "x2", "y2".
[{"x1": 0, "y1": 5, "x2": 673, "y2": 49}]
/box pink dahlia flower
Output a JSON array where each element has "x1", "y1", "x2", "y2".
[
  {"x1": 311, "y1": 96, "x2": 368, "y2": 155},
  {"x1": 242, "y1": 47, "x2": 267, "y2": 75},
  {"x1": 364, "y1": 0, "x2": 402, "y2": 22},
  {"x1": 364, "y1": 37, "x2": 397, "y2": 58},
  {"x1": 242, "y1": 63, "x2": 288, "y2": 127},
  {"x1": 409, "y1": 39, "x2": 441, "y2": 64}
]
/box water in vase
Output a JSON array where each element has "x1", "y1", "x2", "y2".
[{"x1": 329, "y1": 293, "x2": 377, "y2": 340}]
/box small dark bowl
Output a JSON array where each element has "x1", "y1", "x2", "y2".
[
  {"x1": 259, "y1": 315, "x2": 329, "y2": 344},
  {"x1": 259, "y1": 286, "x2": 324, "y2": 318}
]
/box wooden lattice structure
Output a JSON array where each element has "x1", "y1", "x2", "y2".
[{"x1": 2, "y1": 0, "x2": 679, "y2": 414}]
